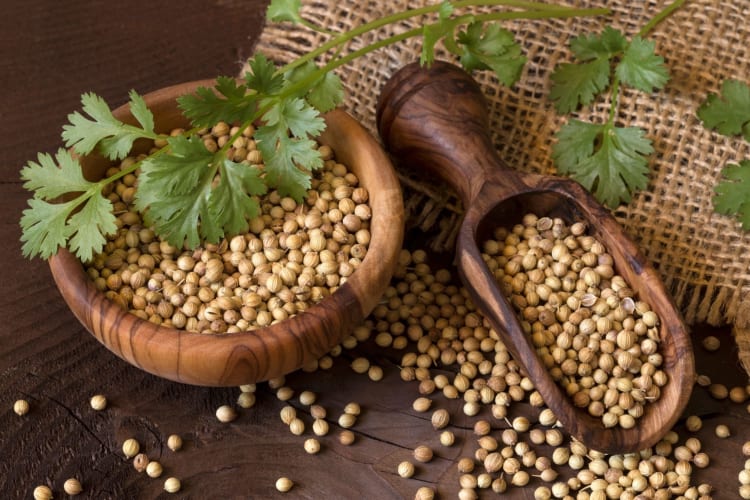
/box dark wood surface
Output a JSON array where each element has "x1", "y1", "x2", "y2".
[{"x1": 1, "y1": 2, "x2": 749, "y2": 499}]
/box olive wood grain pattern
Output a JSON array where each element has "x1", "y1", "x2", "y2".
[
  {"x1": 48, "y1": 80, "x2": 404, "y2": 387},
  {"x1": 376, "y1": 61, "x2": 694, "y2": 454}
]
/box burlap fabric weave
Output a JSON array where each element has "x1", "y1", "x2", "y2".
[{"x1": 247, "y1": 0, "x2": 750, "y2": 329}]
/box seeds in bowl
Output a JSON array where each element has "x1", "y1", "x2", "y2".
[
  {"x1": 480, "y1": 214, "x2": 665, "y2": 429},
  {"x1": 84, "y1": 123, "x2": 372, "y2": 334}
]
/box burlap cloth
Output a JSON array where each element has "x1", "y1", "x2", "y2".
[{"x1": 246, "y1": 1, "x2": 750, "y2": 342}]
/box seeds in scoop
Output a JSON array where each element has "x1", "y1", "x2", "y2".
[
  {"x1": 122, "y1": 438, "x2": 140, "y2": 458},
  {"x1": 216, "y1": 405, "x2": 237, "y2": 423},
  {"x1": 164, "y1": 477, "x2": 181, "y2": 493},
  {"x1": 13, "y1": 399, "x2": 29, "y2": 416},
  {"x1": 90, "y1": 394, "x2": 107, "y2": 411},
  {"x1": 63, "y1": 478, "x2": 83, "y2": 495}
]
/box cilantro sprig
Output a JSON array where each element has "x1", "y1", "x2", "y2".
[
  {"x1": 20, "y1": 0, "x2": 610, "y2": 261},
  {"x1": 697, "y1": 79, "x2": 750, "y2": 229},
  {"x1": 550, "y1": 0, "x2": 685, "y2": 208}
]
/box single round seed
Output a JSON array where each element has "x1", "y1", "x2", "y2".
[
  {"x1": 414, "y1": 445, "x2": 434, "y2": 463},
  {"x1": 685, "y1": 415, "x2": 703, "y2": 432},
  {"x1": 237, "y1": 392, "x2": 256, "y2": 408},
  {"x1": 715, "y1": 424, "x2": 731, "y2": 438},
  {"x1": 701, "y1": 335, "x2": 720, "y2": 351},
  {"x1": 338, "y1": 413, "x2": 356, "y2": 428},
  {"x1": 146, "y1": 461, "x2": 163, "y2": 478},
  {"x1": 167, "y1": 434, "x2": 183, "y2": 451},
  {"x1": 63, "y1": 478, "x2": 83, "y2": 495},
  {"x1": 275, "y1": 477, "x2": 294, "y2": 493},
  {"x1": 412, "y1": 397, "x2": 432, "y2": 412},
  {"x1": 304, "y1": 438, "x2": 321, "y2": 454},
  {"x1": 344, "y1": 402, "x2": 361, "y2": 415},
  {"x1": 90, "y1": 394, "x2": 107, "y2": 411},
  {"x1": 339, "y1": 430, "x2": 355, "y2": 445},
  {"x1": 216, "y1": 405, "x2": 238, "y2": 423},
  {"x1": 122, "y1": 438, "x2": 140, "y2": 458},
  {"x1": 398, "y1": 460, "x2": 415, "y2": 478},
  {"x1": 431, "y1": 408, "x2": 450, "y2": 429},
  {"x1": 33, "y1": 486, "x2": 53, "y2": 500},
  {"x1": 440, "y1": 430, "x2": 455, "y2": 447},
  {"x1": 164, "y1": 477, "x2": 181, "y2": 493},
  {"x1": 289, "y1": 418, "x2": 305, "y2": 435},
  {"x1": 414, "y1": 486, "x2": 435, "y2": 500},
  {"x1": 13, "y1": 399, "x2": 29, "y2": 416}
]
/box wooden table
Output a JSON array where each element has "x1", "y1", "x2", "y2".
[{"x1": 1, "y1": 1, "x2": 748, "y2": 498}]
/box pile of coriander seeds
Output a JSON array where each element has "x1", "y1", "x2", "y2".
[
  {"x1": 480, "y1": 214, "x2": 667, "y2": 429},
  {"x1": 84, "y1": 122, "x2": 372, "y2": 334}
]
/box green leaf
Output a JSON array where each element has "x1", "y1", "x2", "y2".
[
  {"x1": 714, "y1": 160, "x2": 750, "y2": 229},
  {"x1": 267, "y1": 0, "x2": 303, "y2": 24},
  {"x1": 66, "y1": 193, "x2": 117, "y2": 263},
  {"x1": 285, "y1": 62, "x2": 344, "y2": 112},
  {"x1": 553, "y1": 120, "x2": 652, "y2": 207},
  {"x1": 20, "y1": 149, "x2": 92, "y2": 200},
  {"x1": 62, "y1": 92, "x2": 156, "y2": 160},
  {"x1": 262, "y1": 97, "x2": 325, "y2": 140},
  {"x1": 616, "y1": 36, "x2": 669, "y2": 93},
  {"x1": 261, "y1": 135, "x2": 321, "y2": 200},
  {"x1": 245, "y1": 53, "x2": 285, "y2": 95},
  {"x1": 128, "y1": 89, "x2": 155, "y2": 133},
  {"x1": 549, "y1": 58, "x2": 611, "y2": 114},
  {"x1": 421, "y1": 2, "x2": 457, "y2": 66},
  {"x1": 697, "y1": 79, "x2": 750, "y2": 140},
  {"x1": 210, "y1": 160, "x2": 267, "y2": 235},
  {"x1": 569, "y1": 26, "x2": 627, "y2": 61},
  {"x1": 456, "y1": 21, "x2": 526, "y2": 87},
  {"x1": 177, "y1": 76, "x2": 257, "y2": 128},
  {"x1": 20, "y1": 198, "x2": 77, "y2": 259}
]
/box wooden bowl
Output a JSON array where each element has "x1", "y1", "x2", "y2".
[{"x1": 48, "y1": 79, "x2": 404, "y2": 386}]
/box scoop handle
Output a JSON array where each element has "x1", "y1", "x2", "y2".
[{"x1": 377, "y1": 60, "x2": 522, "y2": 206}]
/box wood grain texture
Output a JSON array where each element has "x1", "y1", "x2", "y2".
[
  {"x1": 376, "y1": 61, "x2": 694, "y2": 454},
  {"x1": 1, "y1": 2, "x2": 747, "y2": 499},
  {"x1": 47, "y1": 80, "x2": 404, "y2": 387}
]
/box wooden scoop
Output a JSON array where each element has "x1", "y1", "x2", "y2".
[{"x1": 377, "y1": 61, "x2": 694, "y2": 454}]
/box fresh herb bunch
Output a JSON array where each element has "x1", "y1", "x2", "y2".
[
  {"x1": 697, "y1": 79, "x2": 750, "y2": 229},
  {"x1": 549, "y1": 0, "x2": 685, "y2": 208},
  {"x1": 20, "y1": 0, "x2": 609, "y2": 262}
]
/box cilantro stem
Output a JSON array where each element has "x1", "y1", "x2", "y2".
[{"x1": 638, "y1": 0, "x2": 686, "y2": 38}]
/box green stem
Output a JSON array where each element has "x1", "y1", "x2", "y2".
[{"x1": 638, "y1": 0, "x2": 687, "y2": 37}]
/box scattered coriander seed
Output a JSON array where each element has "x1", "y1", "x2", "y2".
[
  {"x1": 167, "y1": 434, "x2": 183, "y2": 452},
  {"x1": 339, "y1": 430, "x2": 355, "y2": 445},
  {"x1": 13, "y1": 399, "x2": 29, "y2": 416},
  {"x1": 289, "y1": 418, "x2": 305, "y2": 436},
  {"x1": 744, "y1": 441, "x2": 750, "y2": 456},
  {"x1": 431, "y1": 408, "x2": 450, "y2": 429},
  {"x1": 709, "y1": 383, "x2": 729, "y2": 400},
  {"x1": 33, "y1": 485, "x2": 53, "y2": 500},
  {"x1": 701, "y1": 335, "x2": 720, "y2": 351},
  {"x1": 398, "y1": 460, "x2": 415, "y2": 478},
  {"x1": 414, "y1": 486, "x2": 435, "y2": 500},
  {"x1": 63, "y1": 478, "x2": 83, "y2": 495},
  {"x1": 457, "y1": 457, "x2": 475, "y2": 473},
  {"x1": 299, "y1": 390, "x2": 317, "y2": 406},
  {"x1": 304, "y1": 438, "x2": 321, "y2": 454},
  {"x1": 715, "y1": 424, "x2": 731, "y2": 438},
  {"x1": 280, "y1": 405, "x2": 297, "y2": 425},
  {"x1": 146, "y1": 461, "x2": 163, "y2": 478},
  {"x1": 89, "y1": 394, "x2": 107, "y2": 411},
  {"x1": 730, "y1": 386, "x2": 748, "y2": 404},
  {"x1": 276, "y1": 386, "x2": 295, "y2": 401},
  {"x1": 310, "y1": 404, "x2": 327, "y2": 419},
  {"x1": 216, "y1": 405, "x2": 237, "y2": 423},
  {"x1": 344, "y1": 402, "x2": 361, "y2": 415},
  {"x1": 239, "y1": 383, "x2": 256, "y2": 393},
  {"x1": 164, "y1": 477, "x2": 181, "y2": 494},
  {"x1": 338, "y1": 413, "x2": 357, "y2": 428},
  {"x1": 351, "y1": 357, "x2": 370, "y2": 374},
  {"x1": 685, "y1": 415, "x2": 703, "y2": 432},
  {"x1": 368, "y1": 365, "x2": 384, "y2": 382},
  {"x1": 312, "y1": 418, "x2": 329, "y2": 437},
  {"x1": 275, "y1": 477, "x2": 294, "y2": 493},
  {"x1": 122, "y1": 438, "x2": 140, "y2": 458},
  {"x1": 133, "y1": 453, "x2": 149, "y2": 472},
  {"x1": 440, "y1": 430, "x2": 455, "y2": 447},
  {"x1": 412, "y1": 397, "x2": 432, "y2": 412},
  {"x1": 413, "y1": 445, "x2": 434, "y2": 463},
  {"x1": 237, "y1": 392, "x2": 256, "y2": 408}
]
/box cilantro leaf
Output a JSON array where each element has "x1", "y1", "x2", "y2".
[
  {"x1": 62, "y1": 92, "x2": 156, "y2": 160},
  {"x1": 697, "y1": 79, "x2": 750, "y2": 140},
  {"x1": 421, "y1": 2, "x2": 457, "y2": 66},
  {"x1": 211, "y1": 160, "x2": 267, "y2": 235},
  {"x1": 284, "y1": 62, "x2": 344, "y2": 113},
  {"x1": 714, "y1": 160, "x2": 750, "y2": 229},
  {"x1": 20, "y1": 198, "x2": 77, "y2": 260},
  {"x1": 20, "y1": 149, "x2": 92, "y2": 200},
  {"x1": 177, "y1": 77, "x2": 257, "y2": 128},
  {"x1": 615, "y1": 36, "x2": 669, "y2": 93},
  {"x1": 549, "y1": 59, "x2": 611, "y2": 114},
  {"x1": 266, "y1": 0, "x2": 303, "y2": 24},
  {"x1": 456, "y1": 21, "x2": 526, "y2": 87},
  {"x1": 245, "y1": 54, "x2": 285, "y2": 95},
  {"x1": 66, "y1": 193, "x2": 117, "y2": 262},
  {"x1": 570, "y1": 26, "x2": 627, "y2": 60},
  {"x1": 553, "y1": 120, "x2": 652, "y2": 207}
]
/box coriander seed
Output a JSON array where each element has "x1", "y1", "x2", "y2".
[
  {"x1": 339, "y1": 430, "x2": 355, "y2": 445},
  {"x1": 133, "y1": 453, "x2": 149, "y2": 472},
  {"x1": 398, "y1": 460, "x2": 415, "y2": 478},
  {"x1": 413, "y1": 445, "x2": 434, "y2": 463},
  {"x1": 146, "y1": 461, "x2": 163, "y2": 478},
  {"x1": 715, "y1": 424, "x2": 731, "y2": 438},
  {"x1": 289, "y1": 417, "x2": 305, "y2": 436},
  {"x1": 167, "y1": 434, "x2": 183, "y2": 451},
  {"x1": 63, "y1": 478, "x2": 83, "y2": 495},
  {"x1": 701, "y1": 335, "x2": 720, "y2": 351},
  {"x1": 13, "y1": 399, "x2": 29, "y2": 416},
  {"x1": 164, "y1": 477, "x2": 181, "y2": 493},
  {"x1": 237, "y1": 392, "x2": 256, "y2": 408},
  {"x1": 414, "y1": 486, "x2": 435, "y2": 500},
  {"x1": 440, "y1": 430, "x2": 455, "y2": 447},
  {"x1": 33, "y1": 485, "x2": 53, "y2": 500},
  {"x1": 304, "y1": 438, "x2": 321, "y2": 454},
  {"x1": 216, "y1": 405, "x2": 237, "y2": 423},
  {"x1": 122, "y1": 438, "x2": 140, "y2": 458},
  {"x1": 90, "y1": 394, "x2": 107, "y2": 411}
]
